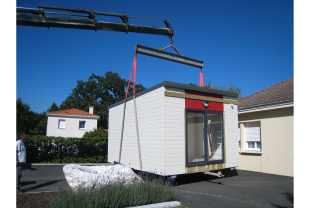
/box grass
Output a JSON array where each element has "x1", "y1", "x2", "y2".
[{"x1": 49, "y1": 170, "x2": 178, "y2": 208}]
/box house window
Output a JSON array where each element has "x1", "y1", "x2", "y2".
[
  {"x1": 79, "y1": 121, "x2": 86, "y2": 129},
  {"x1": 245, "y1": 122, "x2": 261, "y2": 151},
  {"x1": 58, "y1": 120, "x2": 65, "y2": 129},
  {"x1": 186, "y1": 109, "x2": 224, "y2": 167}
]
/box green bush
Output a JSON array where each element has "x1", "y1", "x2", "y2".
[
  {"x1": 24, "y1": 134, "x2": 108, "y2": 163},
  {"x1": 50, "y1": 171, "x2": 177, "y2": 208}
]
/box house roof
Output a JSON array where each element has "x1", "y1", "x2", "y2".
[
  {"x1": 108, "y1": 81, "x2": 239, "y2": 110},
  {"x1": 46, "y1": 108, "x2": 100, "y2": 117},
  {"x1": 238, "y1": 77, "x2": 293, "y2": 110}
]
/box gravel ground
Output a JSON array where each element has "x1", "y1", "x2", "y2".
[{"x1": 17, "y1": 191, "x2": 60, "y2": 208}]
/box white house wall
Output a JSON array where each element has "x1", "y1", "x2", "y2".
[
  {"x1": 108, "y1": 84, "x2": 239, "y2": 176},
  {"x1": 108, "y1": 86, "x2": 165, "y2": 174},
  {"x1": 46, "y1": 116, "x2": 98, "y2": 138},
  {"x1": 223, "y1": 96, "x2": 239, "y2": 168},
  {"x1": 164, "y1": 87, "x2": 186, "y2": 175}
]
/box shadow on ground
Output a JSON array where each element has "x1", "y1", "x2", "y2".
[
  {"x1": 174, "y1": 168, "x2": 239, "y2": 186},
  {"x1": 21, "y1": 181, "x2": 37, "y2": 186},
  {"x1": 270, "y1": 192, "x2": 294, "y2": 208},
  {"x1": 132, "y1": 168, "x2": 239, "y2": 186},
  {"x1": 22, "y1": 179, "x2": 66, "y2": 193}
]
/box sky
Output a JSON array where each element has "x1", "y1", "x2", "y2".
[{"x1": 15, "y1": 0, "x2": 294, "y2": 113}]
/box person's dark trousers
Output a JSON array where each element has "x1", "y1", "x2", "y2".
[{"x1": 16, "y1": 163, "x2": 26, "y2": 191}]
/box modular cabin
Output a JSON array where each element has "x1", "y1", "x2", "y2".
[{"x1": 108, "y1": 81, "x2": 239, "y2": 176}]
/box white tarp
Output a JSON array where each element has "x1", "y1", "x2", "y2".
[{"x1": 63, "y1": 164, "x2": 143, "y2": 191}]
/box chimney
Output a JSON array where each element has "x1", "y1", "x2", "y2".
[{"x1": 89, "y1": 106, "x2": 94, "y2": 114}]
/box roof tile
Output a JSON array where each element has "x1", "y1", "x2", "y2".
[
  {"x1": 238, "y1": 77, "x2": 293, "y2": 109},
  {"x1": 46, "y1": 108, "x2": 100, "y2": 117}
]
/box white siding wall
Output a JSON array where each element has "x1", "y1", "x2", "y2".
[
  {"x1": 223, "y1": 96, "x2": 239, "y2": 168},
  {"x1": 164, "y1": 87, "x2": 185, "y2": 175},
  {"x1": 46, "y1": 116, "x2": 98, "y2": 138},
  {"x1": 108, "y1": 85, "x2": 239, "y2": 175},
  {"x1": 108, "y1": 87, "x2": 165, "y2": 174}
]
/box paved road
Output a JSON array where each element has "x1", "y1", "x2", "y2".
[
  {"x1": 174, "y1": 169, "x2": 293, "y2": 208},
  {"x1": 20, "y1": 164, "x2": 293, "y2": 208}
]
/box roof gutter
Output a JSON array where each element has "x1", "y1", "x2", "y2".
[{"x1": 238, "y1": 100, "x2": 293, "y2": 114}]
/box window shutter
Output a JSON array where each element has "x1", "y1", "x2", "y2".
[{"x1": 245, "y1": 122, "x2": 260, "y2": 142}]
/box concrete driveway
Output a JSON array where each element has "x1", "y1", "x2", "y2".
[{"x1": 20, "y1": 164, "x2": 293, "y2": 208}]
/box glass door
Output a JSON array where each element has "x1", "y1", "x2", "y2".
[
  {"x1": 207, "y1": 114, "x2": 223, "y2": 161},
  {"x1": 186, "y1": 111, "x2": 205, "y2": 163},
  {"x1": 186, "y1": 110, "x2": 224, "y2": 166}
]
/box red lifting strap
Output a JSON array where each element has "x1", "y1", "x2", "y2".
[
  {"x1": 125, "y1": 55, "x2": 137, "y2": 98},
  {"x1": 199, "y1": 70, "x2": 204, "y2": 87}
]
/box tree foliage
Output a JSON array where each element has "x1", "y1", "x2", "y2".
[
  {"x1": 47, "y1": 102, "x2": 59, "y2": 112},
  {"x1": 16, "y1": 98, "x2": 47, "y2": 135},
  {"x1": 83, "y1": 127, "x2": 108, "y2": 138},
  {"x1": 189, "y1": 81, "x2": 243, "y2": 98},
  {"x1": 59, "y1": 71, "x2": 146, "y2": 129}
]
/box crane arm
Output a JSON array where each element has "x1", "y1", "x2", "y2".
[{"x1": 17, "y1": 5, "x2": 174, "y2": 38}]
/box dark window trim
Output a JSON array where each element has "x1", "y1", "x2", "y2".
[{"x1": 186, "y1": 109, "x2": 225, "y2": 167}]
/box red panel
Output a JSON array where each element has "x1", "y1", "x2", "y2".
[{"x1": 185, "y1": 90, "x2": 223, "y2": 112}]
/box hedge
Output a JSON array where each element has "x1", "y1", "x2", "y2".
[{"x1": 22, "y1": 135, "x2": 108, "y2": 163}]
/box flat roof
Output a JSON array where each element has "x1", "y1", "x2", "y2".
[{"x1": 108, "y1": 81, "x2": 239, "y2": 109}]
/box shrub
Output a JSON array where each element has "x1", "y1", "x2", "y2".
[
  {"x1": 50, "y1": 171, "x2": 177, "y2": 208},
  {"x1": 25, "y1": 135, "x2": 108, "y2": 163}
]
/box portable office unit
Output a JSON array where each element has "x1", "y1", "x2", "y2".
[{"x1": 108, "y1": 81, "x2": 239, "y2": 176}]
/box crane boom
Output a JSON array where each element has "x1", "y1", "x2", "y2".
[{"x1": 17, "y1": 5, "x2": 174, "y2": 37}]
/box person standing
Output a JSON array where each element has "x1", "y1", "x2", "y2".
[{"x1": 16, "y1": 132, "x2": 26, "y2": 193}]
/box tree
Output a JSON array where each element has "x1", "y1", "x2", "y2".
[
  {"x1": 16, "y1": 98, "x2": 31, "y2": 134},
  {"x1": 16, "y1": 98, "x2": 47, "y2": 135},
  {"x1": 59, "y1": 71, "x2": 146, "y2": 129},
  {"x1": 47, "y1": 102, "x2": 59, "y2": 112},
  {"x1": 189, "y1": 81, "x2": 243, "y2": 98}
]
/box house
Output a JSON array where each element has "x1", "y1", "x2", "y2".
[
  {"x1": 46, "y1": 106, "x2": 100, "y2": 138},
  {"x1": 238, "y1": 77, "x2": 293, "y2": 177},
  {"x1": 108, "y1": 81, "x2": 239, "y2": 176}
]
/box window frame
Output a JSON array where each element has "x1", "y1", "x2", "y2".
[
  {"x1": 79, "y1": 120, "x2": 86, "y2": 130},
  {"x1": 244, "y1": 121, "x2": 261, "y2": 152},
  {"x1": 246, "y1": 141, "x2": 261, "y2": 151},
  {"x1": 58, "y1": 119, "x2": 66, "y2": 129},
  {"x1": 185, "y1": 109, "x2": 224, "y2": 167}
]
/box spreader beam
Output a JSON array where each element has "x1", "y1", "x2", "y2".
[{"x1": 134, "y1": 44, "x2": 204, "y2": 68}]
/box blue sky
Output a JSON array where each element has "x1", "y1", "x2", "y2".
[{"x1": 16, "y1": 0, "x2": 293, "y2": 113}]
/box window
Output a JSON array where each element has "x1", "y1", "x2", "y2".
[
  {"x1": 58, "y1": 120, "x2": 65, "y2": 129},
  {"x1": 187, "y1": 111, "x2": 204, "y2": 163},
  {"x1": 207, "y1": 113, "x2": 223, "y2": 161},
  {"x1": 186, "y1": 110, "x2": 224, "y2": 166},
  {"x1": 244, "y1": 122, "x2": 261, "y2": 151},
  {"x1": 79, "y1": 121, "x2": 86, "y2": 129}
]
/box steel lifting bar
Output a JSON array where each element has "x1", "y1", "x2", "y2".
[
  {"x1": 134, "y1": 44, "x2": 204, "y2": 68},
  {"x1": 16, "y1": 5, "x2": 174, "y2": 37}
]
